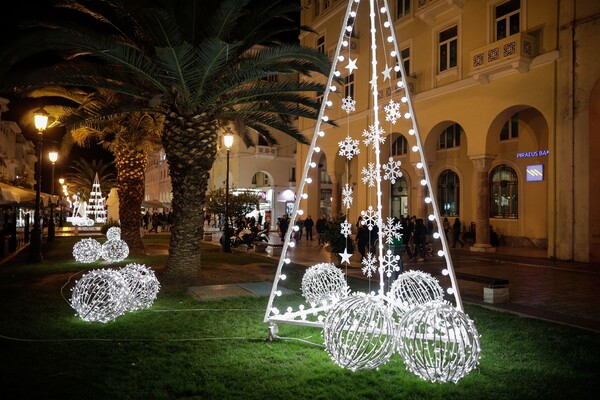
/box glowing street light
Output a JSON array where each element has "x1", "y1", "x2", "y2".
[
  {"x1": 59, "y1": 178, "x2": 65, "y2": 228},
  {"x1": 222, "y1": 129, "x2": 234, "y2": 253},
  {"x1": 29, "y1": 107, "x2": 49, "y2": 262}
]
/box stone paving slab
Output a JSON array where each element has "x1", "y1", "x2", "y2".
[{"x1": 188, "y1": 281, "x2": 294, "y2": 300}]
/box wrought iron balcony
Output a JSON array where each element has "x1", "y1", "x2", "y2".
[{"x1": 469, "y1": 33, "x2": 535, "y2": 83}]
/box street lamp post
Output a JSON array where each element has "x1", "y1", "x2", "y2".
[
  {"x1": 59, "y1": 178, "x2": 65, "y2": 227},
  {"x1": 28, "y1": 107, "x2": 49, "y2": 262},
  {"x1": 48, "y1": 151, "x2": 58, "y2": 241},
  {"x1": 222, "y1": 131, "x2": 234, "y2": 253}
]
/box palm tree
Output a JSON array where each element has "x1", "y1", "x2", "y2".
[
  {"x1": 67, "y1": 158, "x2": 116, "y2": 201},
  {"x1": 2, "y1": 0, "x2": 331, "y2": 282},
  {"x1": 31, "y1": 86, "x2": 162, "y2": 253}
]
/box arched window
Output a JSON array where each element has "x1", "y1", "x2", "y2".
[
  {"x1": 439, "y1": 123, "x2": 461, "y2": 149},
  {"x1": 391, "y1": 134, "x2": 409, "y2": 156},
  {"x1": 490, "y1": 165, "x2": 518, "y2": 218},
  {"x1": 438, "y1": 170, "x2": 460, "y2": 216}
]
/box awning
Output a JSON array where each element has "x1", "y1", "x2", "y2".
[{"x1": 0, "y1": 187, "x2": 20, "y2": 205}]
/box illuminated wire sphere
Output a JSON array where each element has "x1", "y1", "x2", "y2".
[
  {"x1": 388, "y1": 271, "x2": 444, "y2": 313},
  {"x1": 397, "y1": 300, "x2": 481, "y2": 383},
  {"x1": 101, "y1": 239, "x2": 129, "y2": 262},
  {"x1": 301, "y1": 262, "x2": 349, "y2": 307},
  {"x1": 323, "y1": 293, "x2": 396, "y2": 371},
  {"x1": 72, "y1": 237, "x2": 102, "y2": 263},
  {"x1": 106, "y1": 226, "x2": 122, "y2": 241},
  {"x1": 120, "y1": 263, "x2": 160, "y2": 311},
  {"x1": 70, "y1": 269, "x2": 129, "y2": 323}
]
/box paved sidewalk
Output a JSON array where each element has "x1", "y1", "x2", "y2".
[{"x1": 220, "y1": 230, "x2": 600, "y2": 332}]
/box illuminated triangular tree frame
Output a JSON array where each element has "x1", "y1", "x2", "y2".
[{"x1": 264, "y1": 0, "x2": 464, "y2": 331}]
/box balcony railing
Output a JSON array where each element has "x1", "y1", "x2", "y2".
[
  {"x1": 469, "y1": 33, "x2": 535, "y2": 83},
  {"x1": 255, "y1": 145, "x2": 277, "y2": 159}
]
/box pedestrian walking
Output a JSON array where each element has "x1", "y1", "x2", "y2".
[
  {"x1": 304, "y1": 215, "x2": 314, "y2": 240},
  {"x1": 453, "y1": 218, "x2": 465, "y2": 248}
]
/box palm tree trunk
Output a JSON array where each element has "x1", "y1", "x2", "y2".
[
  {"x1": 161, "y1": 112, "x2": 217, "y2": 283},
  {"x1": 114, "y1": 148, "x2": 147, "y2": 253}
]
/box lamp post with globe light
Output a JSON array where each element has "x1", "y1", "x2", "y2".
[
  {"x1": 47, "y1": 151, "x2": 58, "y2": 241},
  {"x1": 28, "y1": 107, "x2": 48, "y2": 262},
  {"x1": 221, "y1": 130, "x2": 234, "y2": 253}
]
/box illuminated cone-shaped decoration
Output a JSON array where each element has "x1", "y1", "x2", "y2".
[
  {"x1": 387, "y1": 271, "x2": 444, "y2": 313},
  {"x1": 397, "y1": 300, "x2": 481, "y2": 383},
  {"x1": 70, "y1": 269, "x2": 129, "y2": 323},
  {"x1": 106, "y1": 226, "x2": 122, "y2": 241},
  {"x1": 323, "y1": 293, "x2": 396, "y2": 371},
  {"x1": 301, "y1": 263, "x2": 349, "y2": 307},
  {"x1": 120, "y1": 263, "x2": 160, "y2": 311},
  {"x1": 101, "y1": 239, "x2": 129, "y2": 262},
  {"x1": 72, "y1": 237, "x2": 102, "y2": 263}
]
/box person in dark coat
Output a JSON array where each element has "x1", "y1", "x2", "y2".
[
  {"x1": 316, "y1": 216, "x2": 327, "y2": 245},
  {"x1": 413, "y1": 218, "x2": 427, "y2": 260},
  {"x1": 304, "y1": 215, "x2": 314, "y2": 240},
  {"x1": 452, "y1": 218, "x2": 465, "y2": 248}
]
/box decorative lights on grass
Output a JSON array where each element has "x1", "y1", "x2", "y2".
[
  {"x1": 323, "y1": 293, "x2": 396, "y2": 371},
  {"x1": 301, "y1": 263, "x2": 349, "y2": 307},
  {"x1": 70, "y1": 269, "x2": 129, "y2": 323},
  {"x1": 106, "y1": 226, "x2": 122, "y2": 241},
  {"x1": 388, "y1": 271, "x2": 445, "y2": 314},
  {"x1": 120, "y1": 263, "x2": 160, "y2": 311},
  {"x1": 397, "y1": 300, "x2": 481, "y2": 383},
  {"x1": 70, "y1": 264, "x2": 160, "y2": 323},
  {"x1": 101, "y1": 239, "x2": 129, "y2": 262},
  {"x1": 72, "y1": 238, "x2": 102, "y2": 263}
]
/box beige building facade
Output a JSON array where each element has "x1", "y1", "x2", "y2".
[{"x1": 297, "y1": 0, "x2": 600, "y2": 262}]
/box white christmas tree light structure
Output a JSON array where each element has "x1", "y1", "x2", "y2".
[
  {"x1": 88, "y1": 173, "x2": 107, "y2": 223},
  {"x1": 263, "y1": 0, "x2": 479, "y2": 381}
]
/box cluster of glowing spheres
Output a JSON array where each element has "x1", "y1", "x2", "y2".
[
  {"x1": 72, "y1": 238, "x2": 102, "y2": 263},
  {"x1": 396, "y1": 300, "x2": 481, "y2": 383},
  {"x1": 70, "y1": 264, "x2": 160, "y2": 323},
  {"x1": 301, "y1": 263, "x2": 349, "y2": 306},
  {"x1": 120, "y1": 263, "x2": 160, "y2": 311},
  {"x1": 323, "y1": 293, "x2": 396, "y2": 371},
  {"x1": 106, "y1": 226, "x2": 122, "y2": 241},
  {"x1": 70, "y1": 269, "x2": 129, "y2": 323},
  {"x1": 387, "y1": 271, "x2": 444, "y2": 313},
  {"x1": 101, "y1": 239, "x2": 129, "y2": 262}
]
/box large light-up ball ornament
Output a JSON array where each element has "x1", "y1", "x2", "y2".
[
  {"x1": 323, "y1": 293, "x2": 396, "y2": 371},
  {"x1": 70, "y1": 269, "x2": 129, "y2": 323},
  {"x1": 106, "y1": 226, "x2": 121, "y2": 241},
  {"x1": 120, "y1": 263, "x2": 160, "y2": 311},
  {"x1": 388, "y1": 271, "x2": 444, "y2": 313},
  {"x1": 72, "y1": 238, "x2": 102, "y2": 263},
  {"x1": 101, "y1": 239, "x2": 129, "y2": 262},
  {"x1": 397, "y1": 300, "x2": 481, "y2": 383},
  {"x1": 301, "y1": 263, "x2": 349, "y2": 307}
]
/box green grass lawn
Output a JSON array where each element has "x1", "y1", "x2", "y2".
[{"x1": 1, "y1": 237, "x2": 599, "y2": 399}]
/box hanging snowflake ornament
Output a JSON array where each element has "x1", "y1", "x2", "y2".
[
  {"x1": 380, "y1": 217, "x2": 403, "y2": 244},
  {"x1": 361, "y1": 162, "x2": 378, "y2": 187},
  {"x1": 362, "y1": 123, "x2": 386, "y2": 149},
  {"x1": 342, "y1": 184, "x2": 353, "y2": 209},
  {"x1": 341, "y1": 96, "x2": 356, "y2": 113},
  {"x1": 382, "y1": 157, "x2": 402, "y2": 184},
  {"x1": 340, "y1": 219, "x2": 352, "y2": 238},
  {"x1": 361, "y1": 253, "x2": 377, "y2": 278},
  {"x1": 384, "y1": 99, "x2": 401, "y2": 125},
  {"x1": 360, "y1": 206, "x2": 378, "y2": 231},
  {"x1": 338, "y1": 135, "x2": 360, "y2": 160},
  {"x1": 380, "y1": 249, "x2": 401, "y2": 278}
]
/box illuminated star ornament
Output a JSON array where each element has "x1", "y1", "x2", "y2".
[
  {"x1": 381, "y1": 64, "x2": 392, "y2": 81},
  {"x1": 338, "y1": 248, "x2": 352, "y2": 266},
  {"x1": 345, "y1": 58, "x2": 358, "y2": 74}
]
